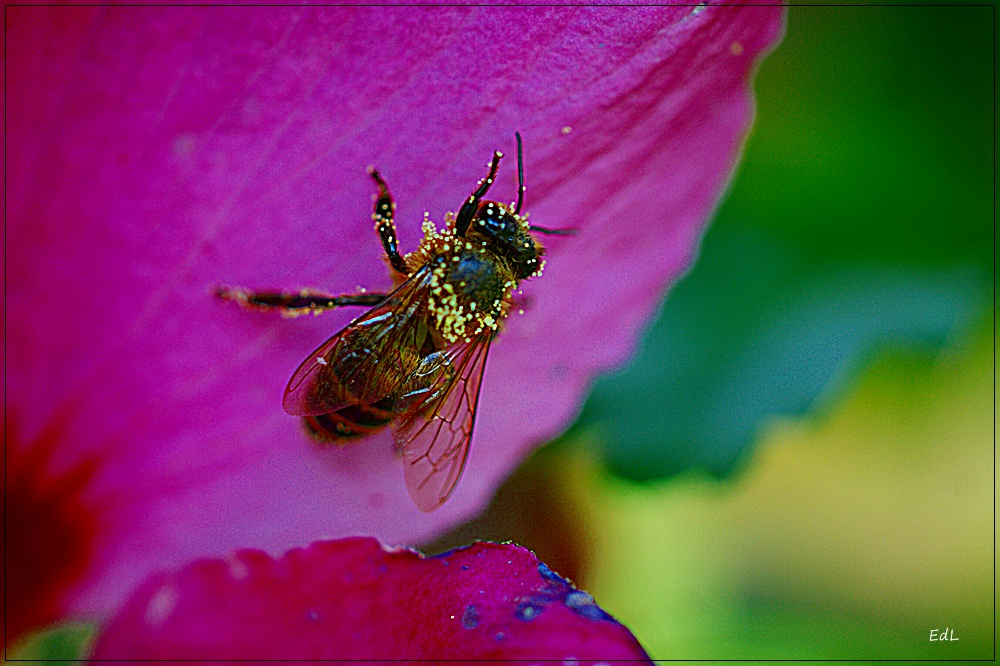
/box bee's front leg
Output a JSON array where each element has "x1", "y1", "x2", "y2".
[
  {"x1": 216, "y1": 286, "x2": 387, "y2": 316},
  {"x1": 455, "y1": 150, "x2": 503, "y2": 236},
  {"x1": 368, "y1": 167, "x2": 409, "y2": 276}
]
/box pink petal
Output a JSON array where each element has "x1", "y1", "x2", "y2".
[
  {"x1": 90, "y1": 538, "x2": 651, "y2": 662},
  {"x1": 6, "y1": 3, "x2": 785, "y2": 639}
]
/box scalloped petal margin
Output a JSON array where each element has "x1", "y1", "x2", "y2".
[{"x1": 90, "y1": 538, "x2": 651, "y2": 662}]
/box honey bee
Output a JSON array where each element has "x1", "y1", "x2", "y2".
[{"x1": 219, "y1": 134, "x2": 572, "y2": 511}]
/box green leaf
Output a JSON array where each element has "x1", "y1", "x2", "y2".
[
  {"x1": 9, "y1": 623, "x2": 95, "y2": 664},
  {"x1": 579, "y1": 224, "x2": 985, "y2": 481}
]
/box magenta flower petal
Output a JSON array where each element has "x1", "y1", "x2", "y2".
[
  {"x1": 89, "y1": 538, "x2": 650, "y2": 661},
  {"x1": 7, "y1": 3, "x2": 785, "y2": 640}
]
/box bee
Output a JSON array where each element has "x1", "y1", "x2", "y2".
[{"x1": 219, "y1": 134, "x2": 572, "y2": 511}]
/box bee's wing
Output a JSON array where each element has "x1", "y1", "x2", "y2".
[
  {"x1": 392, "y1": 332, "x2": 493, "y2": 512},
  {"x1": 282, "y1": 266, "x2": 433, "y2": 417}
]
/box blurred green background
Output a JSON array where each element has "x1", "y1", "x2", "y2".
[
  {"x1": 13, "y1": 4, "x2": 993, "y2": 662},
  {"x1": 431, "y1": 4, "x2": 994, "y2": 662}
]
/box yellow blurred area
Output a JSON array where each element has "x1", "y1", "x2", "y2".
[{"x1": 555, "y1": 323, "x2": 993, "y2": 659}]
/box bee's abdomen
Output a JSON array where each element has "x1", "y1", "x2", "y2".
[{"x1": 303, "y1": 397, "x2": 395, "y2": 443}]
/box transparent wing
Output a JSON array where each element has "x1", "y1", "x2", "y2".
[
  {"x1": 282, "y1": 266, "x2": 432, "y2": 417},
  {"x1": 392, "y1": 333, "x2": 493, "y2": 512}
]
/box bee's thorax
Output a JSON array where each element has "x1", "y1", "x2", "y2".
[{"x1": 403, "y1": 206, "x2": 543, "y2": 345}]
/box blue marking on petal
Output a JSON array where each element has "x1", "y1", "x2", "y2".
[
  {"x1": 461, "y1": 604, "x2": 479, "y2": 630},
  {"x1": 515, "y1": 600, "x2": 546, "y2": 622},
  {"x1": 565, "y1": 590, "x2": 613, "y2": 622},
  {"x1": 538, "y1": 562, "x2": 566, "y2": 584}
]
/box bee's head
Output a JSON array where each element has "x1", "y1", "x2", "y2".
[
  {"x1": 453, "y1": 134, "x2": 544, "y2": 278},
  {"x1": 466, "y1": 200, "x2": 542, "y2": 280},
  {"x1": 470, "y1": 200, "x2": 536, "y2": 258}
]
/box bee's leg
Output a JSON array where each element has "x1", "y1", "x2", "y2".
[
  {"x1": 303, "y1": 397, "x2": 395, "y2": 445},
  {"x1": 456, "y1": 151, "x2": 503, "y2": 236},
  {"x1": 217, "y1": 286, "x2": 387, "y2": 315},
  {"x1": 368, "y1": 167, "x2": 409, "y2": 275}
]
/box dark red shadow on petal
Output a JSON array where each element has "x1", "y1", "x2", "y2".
[
  {"x1": 425, "y1": 441, "x2": 590, "y2": 586},
  {"x1": 4, "y1": 413, "x2": 99, "y2": 646},
  {"x1": 91, "y1": 537, "x2": 651, "y2": 662}
]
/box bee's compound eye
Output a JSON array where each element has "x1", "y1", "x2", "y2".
[{"x1": 475, "y1": 201, "x2": 511, "y2": 236}]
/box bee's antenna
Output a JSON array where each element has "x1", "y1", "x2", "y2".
[
  {"x1": 514, "y1": 132, "x2": 525, "y2": 215},
  {"x1": 529, "y1": 225, "x2": 577, "y2": 236}
]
